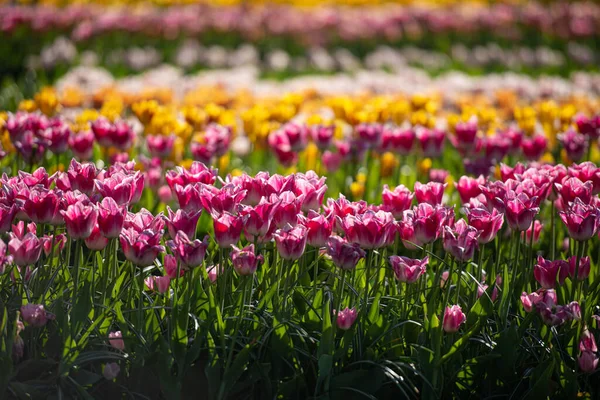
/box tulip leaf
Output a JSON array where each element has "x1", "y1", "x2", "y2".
[
  {"x1": 523, "y1": 358, "x2": 555, "y2": 400},
  {"x1": 438, "y1": 320, "x2": 481, "y2": 365}
]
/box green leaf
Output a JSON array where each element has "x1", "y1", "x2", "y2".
[
  {"x1": 523, "y1": 358, "x2": 555, "y2": 400},
  {"x1": 466, "y1": 292, "x2": 494, "y2": 329},
  {"x1": 223, "y1": 344, "x2": 252, "y2": 389},
  {"x1": 438, "y1": 320, "x2": 481, "y2": 365}
]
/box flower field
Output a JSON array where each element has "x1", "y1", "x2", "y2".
[{"x1": 2, "y1": 0, "x2": 600, "y2": 399}]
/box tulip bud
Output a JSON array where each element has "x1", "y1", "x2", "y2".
[{"x1": 443, "y1": 305, "x2": 466, "y2": 333}]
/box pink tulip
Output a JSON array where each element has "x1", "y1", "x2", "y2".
[
  {"x1": 0, "y1": 203, "x2": 18, "y2": 233},
  {"x1": 521, "y1": 220, "x2": 543, "y2": 244},
  {"x1": 534, "y1": 256, "x2": 567, "y2": 289},
  {"x1": 68, "y1": 130, "x2": 95, "y2": 160},
  {"x1": 443, "y1": 305, "x2": 466, "y2": 333},
  {"x1": 521, "y1": 134, "x2": 547, "y2": 160},
  {"x1": 520, "y1": 289, "x2": 557, "y2": 312},
  {"x1": 554, "y1": 177, "x2": 593, "y2": 206},
  {"x1": 381, "y1": 127, "x2": 414, "y2": 155},
  {"x1": 335, "y1": 307, "x2": 358, "y2": 330},
  {"x1": 240, "y1": 198, "x2": 278, "y2": 240},
  {"x1": 417, "y1": 128, "x2": 445, "y2": 158},
  {"x1": 559, "y1": 197, "x2": 600, "y2": 241},
  {"x1": 443, "y1": 220, "x2": 479, "y2": 261},
  {"x1": 85, "y1": 224, "x2": 109, "y2": 251},
  {"x1": 124, "y1": 209, "x2": 165, "y2": 233},
  {"x1": 273, "y1": 224, "x2": 308, "y2": 260},
  {"x1": 414, "y1": 181, "x2": 446, "y2": 205},
  {"x1": 299, "y1": 211, "x2": 332, "y2": 248},
  {"x1": 0, "y1": 240, "x2": 13, "y2": 274},
  {"x1": 200, "y1": 183, "x2": 246, "y2": 216},
  {"x1": 164, "y1": 206, "x2": 201, "y2": 239},
  {"x1": 326, "y1": 235, "x2": 365, "y2": 270},
  {"x1": 97, "y1": 197, "x2": 126, "y2": 239},
  {"x1": 578, "y1": 351, "x2": 599, "y2": 373},
  {"x1": 120, "y1": 228, "x2": 165, "y2": 267},
  {"x1": 465, "y1": 207, "x2": 504, "y2": 244},
  {"x1": 23, "y1": 188, "x2": 62, "y2": 224},
  {"x1": 61, "y1": 201, "x2": 98, "y2": 240},
  {"x1": 456, "y1": 175, "x2": 485, "y2": 204},
  {"x1": 356, "y1": 123, "x2": 383, "y2": 148},
  {"x1": 575, "y1": 114, "x2": 600, "y2": 139},
  {"x1": 580, "y1": 328, "x2": 598, "y2": 353},
  {"x1": 174, "y1": 184, "x2": 203, "y2": 212},
  {"x1": 108, "y1": 331, "x2": 125, "y2": 350},
  {"x1": 294, "y1": 171, "x2": 327, "y2": 212},
  {"x1": 231, "y1": 244, "x2": 263, "y2": 276},
  {"x1": 95, "y1": 172, "x2": 142, "y2": 206},
  {"x1": 430, "y1": 169, "x2": 450, "y2": 184},
  {"x1": 381, "y1": 184, "x2": 413, "y2": 218},
  {"x1": 398, "y1": 216, "x2": 421, "y2": 250},
  {"x1": 8, "y1": 232, "x2": 43, "y2": 267},
  {"x1": 167, "y1": 232, "x2": 209, "y2": 269},
  {"x1": 146, "y1": 134, "x2": 176, "y2": 158},
  {"x1": 558, "y1": 129, "x2": 587, "y2": 162},
  {"x1": 568, "y1": 162, "x2": 600, "y2": 195},
  {"x1": 502, "y1": 193, "x2": 540, "y2": 232},
  {"x1": 166, "y1": 162, "x2": 216, "y2": 189},
  {"x1": 42, "y1": 120, "x2": 71, "y2": 154},
  {"x1": 268, "y1": 129, "x2": 298, "y2": 167},
  {"x1": 389, "y1": 255, "x2": 428, "y2": 284},
  {"x1": 337, "y1": 209, "x2": 396, "y2": 249},
  {"x1": 163, "y1": 254, "x2": 183, "y2": 279},
  {"x1": 213, "y1": 211, "x2": 243, "y2": 248},
  {"x1": 272, "y1": 191, "x2": 304, "y2": 228},
  {"x1": 158, "y1": 185, "x2": 173, "y2": 203},
  {"x1": 311, "y1": 124, "x2": 334, "y2": 150},
  {"x1": 103, "y1": 363, "x2": 121, "y2": 380},
  {"x1": 145, "y1": 275, "x2": 171, "y2": 294},
  {"x1": 42, "y1": 233, "x2": 66, "y2": 257},
  {"x1": 411, "y1": 203, "x2": 452, "y2": 245},
  {"x1": 452, "y1": 119, "x2": 478, "y2": 152},
  {"x1": 67, "y1": 159, "x2": 104, "y2": 196},
  {"x1": 322, "y1": 151, "x2": 343, "y2": 173},
  {"x1": 565, "y1": 255, "x2": 591, "y2": 281},
  {"x1": 21, "y1": 304, "x2": 53, "y2": 328},
  {"x1": 206, "y1": 264, "x2": 222, "y2": 283}
]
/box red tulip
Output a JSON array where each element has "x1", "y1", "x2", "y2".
[
  {"x1": 502, "y1": 193, "x2": 540, "y2": 232},
  {"x1": 456, "y1": 175, "x2": 485, "y2": 204},
  {"x1": 534, "y1": 256, "x2": 567, "y2": 289},
  {"x1": 213, "y1": 211, "x2": 244, "y2": 248},
  {"x1": 299, "y1": 211, "x2": 332, "y2": 248}
]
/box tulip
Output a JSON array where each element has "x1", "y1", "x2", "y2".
[
  {"x1": 23, "y1": 188, "x2": 62, "y2": 225},
  {"x1": 398, "y1": 217, "x2": 421, "y2": 250},
  {"x1": 166, "y1": 162, "x2": 216, "y2": 189},
  {"x1": 120, "y1": 228, "x2": 165, "y2": 267},
  {"x1": 213, "y1": 212, "x2": 244, "y2": 248},
  {"x1": 414, "y1": 181, "x2": 446, "y2": 205},
  {"x1": 389, "y1": 255, "x2": 428, "y2": 284},
  {"x1": 158, "y1": 185, "x2": 173, "y2": 203},
  {"x1": 356, "y1": 123, "x2": 383, "y2": 148},
  {"x1": 108, "y1": 331, "x2": 125, "y2": 350},
  {"x1": 559, "y1": 198, "x2": 600, "y2": 241},
  {"x1": 335, "y1": 307, "x2": 358, "y2": 330},
  {"x1": 42, "y1": 233, "x2": 66, "y2": 257},
  {"x1": 273, "y1": 224, "x2": 308, "y2": 260},
  {"x1": 568, "y1": 162, "x2": 600, "y2": 195},
  {"x1": 417, "y1": 128, "x2": 445, "y2": 158},
  {"x1": 520, "y1": 289, "x2": 557, "y2": 312},
  {"x1": 103, "y1": 363, "x2": 121, "y2": 380},
  {"x1": 311, "y1": 124, "x2": 334, "y2": 150},
  {"x1": 231, "y1": 244, "x2": 263, "y2": 276},
  {"x1": 174, "y1": 184, "x2": 203, "y2": 212},
  {"x1": 145, "y1": 275, "x2": 171, "y2": 294},
  {"x1": 580, "y1": 328, "x2": 598, "y2": 353},
  {"x1": 0, "y1": 240, "x2": 13, "y2": 274},
  {"x1": 240, "y1": 198, "x2": 278, "y2": 240},
  {"x1": 326, "y1": 235, "x2": 365, "y2": 270},
  {"x1": 443, "y1": 219, "x2": 480, "y2": 262},
  {"x1": 21, "y1": 304, "x2": 53, "y2": 328},
  {"x1": 8, "y1": 232, "x2": 43, "y2": 267},
  {"x1": 554, "y1": 177, "x2": 593, "y2": 206},
  {"x1": 381, "y1": 184, "x2": 413, "y2": 218},
  {"x1": 164, "y1": 206, "x2": 201, "y2": 240},
  {"x1": 521, "y1": 220, "x2": 543, "y2": 244},
  {"x1": 124, "y1": 208, "x2": 165, "y2": 233},
  {"x1": 68, "y1": 130, "x2": 95, "y2": 160},
  {"x1": 578, "y1": 351, "x2": 599, "y2": 373},
  {"x1": 95, "y1": 172, "x2": 141, "y2": 206},
  {"x1": 337, "y1": 209, "x2": 396, "y2": 249},
  {"x1": 97, "y1": 197, "x2": 127, "y2": 239},
  {"x1": 558, "y1": 129, "x2": 587, "y2": 162},
  {"x1": 381, "y1": 127, "x2": 414, "y2": 155},
  {"x1": 411, "y1": 203, "x2": 452, "y2": 245},
  {"x1": 534, "y1": 256, "x2": 567, "y2": 289},
  {"x1": 521, "y1": 134, "x2": 547, "y2": 160},
  {"x1": 456, "y1": 175, "x2": 485, "y2": 204},
  {"x1": 200, "y1": 183, "x2": 247, "y2": 216},
  {"x1": 163, "y1": 254, "x2": 183, "y2": 279},
  {"x1": 67, "y1": 159, "x2": 103, "y2": 195},
  {"x1": 502, "y1": 193, "x2": 540, "y2": 232},
  {"x1": 565, "y1": 255, "x2": 591, "y2": 281},
  {"x1": 147, "y1": 135, "x2": 176, "y2": 158},
  {"x1": 206, "y1": 264, "x2": 222, "y2": 283},
  {"x1": 443, "y1": 305, "x2": 466, "y2": 333},
  {"x1": 322, "y1": 151, "x2": 343, "y2": 173},
  {"x1": 575, "y1": 114, "x2": 600, "y2": 139},
  {"x1": 465, "y1": 207, "x2": 504, "y2": 244},
  {"x1": 167, "y1": 232, "x2": 208, "y2": 270},
  {"x1": 294, "y1": 171, "x2": 327, "y2": 212},
  {"x1": 0, "y1": 203, "x2": 18, "y2": 233},
  {"x1": 61, "y1": 201, "x2": 98, "y2": 240},
  {"x1": 453, "y1": 119, "x2": 478, "y2": 152},
  {"x1": 43, "y1": 121, "x2": 71, "y2": 154},
  {"x1": 85, "y1": 224, "x2": 109, "y2": 251},
  {"x1": 272, "y1": 191, "x2": 304, "y2": 228},
  {"x1": 299, "y1": 211, "x2": 332, "y2": 248}
]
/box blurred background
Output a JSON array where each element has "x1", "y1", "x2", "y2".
[{"x1": 0, "y1": 0, "x2": 598, "y2": 109}]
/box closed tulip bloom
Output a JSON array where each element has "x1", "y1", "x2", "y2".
[
  {"x1": 294, "y1": 171, "x2": 327, "y2": 212},
  {"x1": 167, "y1": 232, "x2": 208, "y2": 269},
  {"x1": 326, "y1": 235, "x2": 365, "y2": 270},
  {"x1": 579, "y1": 351, "x2": 599, "y2": 373},
  {"x1": 67, "y1": 159, "x2": 104, "y2": 195},
  {"x1": 356, "y1": 123, "x2": 383, "y2": 148},
  {"x1": 521, "y1": 134, "x2": 547, "y2": 160},
  {"x1": 398, "y1": 216, "x2": 421, "y2": 250},
  {"x1": 389, "y1": 255, "x2": 428, "y2": 284},
  {"x1": 335, "y1": 307, "x2": 358, "y2": 330},
  {"x1": 23, "y1": 188, "x2": 62, "y2": 225},
  {"x1": 164, "y1": 206, "x2": 201, "y2": 239},
  {"x1": 147, "y1": 134, "x2": 176, "y2": 158},
  {"x1": 443, "y1": 219, "x2": 480, "y2": 262},
  {"x1": 456, "y1": 175, "x2": 485, "y2": 204},
  {"x1": 240, "y1": 198, "x2": 278, "y2": 240},
  {"x1": 199, "y1": 183, "x2": 246, "y2": 216},
  {"x1": 108, "y1": 331, "x2": 125, "y2": 350},
  {"x1": 580, "y1": 328, "x2": 598, "y2": 353},
  {"x1": 381, "y1": 127, "x2": 415, "y2": 155},
  {"x1": 273, "y1": 224, "x2": 308, "y2": 260},
  {"x1": 85, "y1": 224, "x2": 109, "y2": 251},
  {"x1": 559, "y1": 198, "x2": 600, "y2": 241},
  {"x1": 521, "y1": 220, "x2": 543, "y2": 244},
  {"x1": 120, "y1": 228, "x2": 165, "y2": 267},
  {"x1": 21, "y1": 304, "x2": 53, "y2": 328},
  {"x1": 443, "y1": 305, "x2": 466, "y2": 333},
  {"x1": 568, "y1": 162, "x2": 600, "y2": 195},
  {"x1": 69, "y1": 130, "x2": 95, "y2": 160},
  {"x1": 163, "y1": 254, "x2": 183, "y2": 279},
  {"x1": 61, "y1": 201, "x2": 98, "y2": 240},
  {"x1": 322, "y1": 151, "x2": 343, "y2": 173},
  {"x1": 299, "y1": 211, "x2": 332, "y2": 248},
  {"x1": 565, "y1": 255, "x2": 591, "y2": 281},
  {"x1": 381, "y1": 184, "x2": 413, "y2": 218},
  {"x1": 103, "y1": 363, "x2": 121, "y2": 380},
  {"x1": 412, "y1": 203, "x2": 452, "y2": 245},
  {"x1": 206, "y1": 264, "x2": 222, "y2": 283},
  {"x1": 95, "y1": 173, "x2": 139, "y2": 206},
  {"x1": 213, "y1": 211, "x2": 243, "y2": 248},
  {"x1": 124, "y1": 209, "x2": 165, "y2": 233},
  {"x1": 231, "y1": 244, "x2": 263, "y2": 276},
  {"x1": 554, "y1": 177, "x2": 593, "y2": 206},
  {"x1": 8, "y1": 232, "x2": 43, "y2": 267},
  {"x1": 97, "y1": 197, "x2": 126, "y2": 239},
  {"x1": 534, "y1": 256, "x2": 567, "y2": 289},
  {"x1": 338, "y1": 209, "x2": 396, "y2": 249},
  {"x1": 272, "y1": 191, "x2": 304, "y2": 228},
  {"x1": 0, "y1": 203, "x2": 18, "y2": 233},
  {"x1": 414, "y1": 181, "x2": 446, "y2": 205},
  {"x1": 311, "y1": 124, "x2": 334, "y2": 150},
  {"x1": 417, "y1": 128, "x2": 445, "y2": 158},
  {"x1": 503, "y1": 193, "x2": 540, "y2": 232},
  {"x1": 465, "y1": 207, "x2": 504, "y2": 244},
  {"x1": 173, "y1": 184, "x2": 203, "y2": 212},
  {"x1": 145, "y1": 275, "x2": 171, "y2": 294},
  {"x1": 558, "y1": 129, "x2": 587, "y2": 162},
  {"x1": 42, "y1": 233, "x2": 66, "y2": 257}
]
